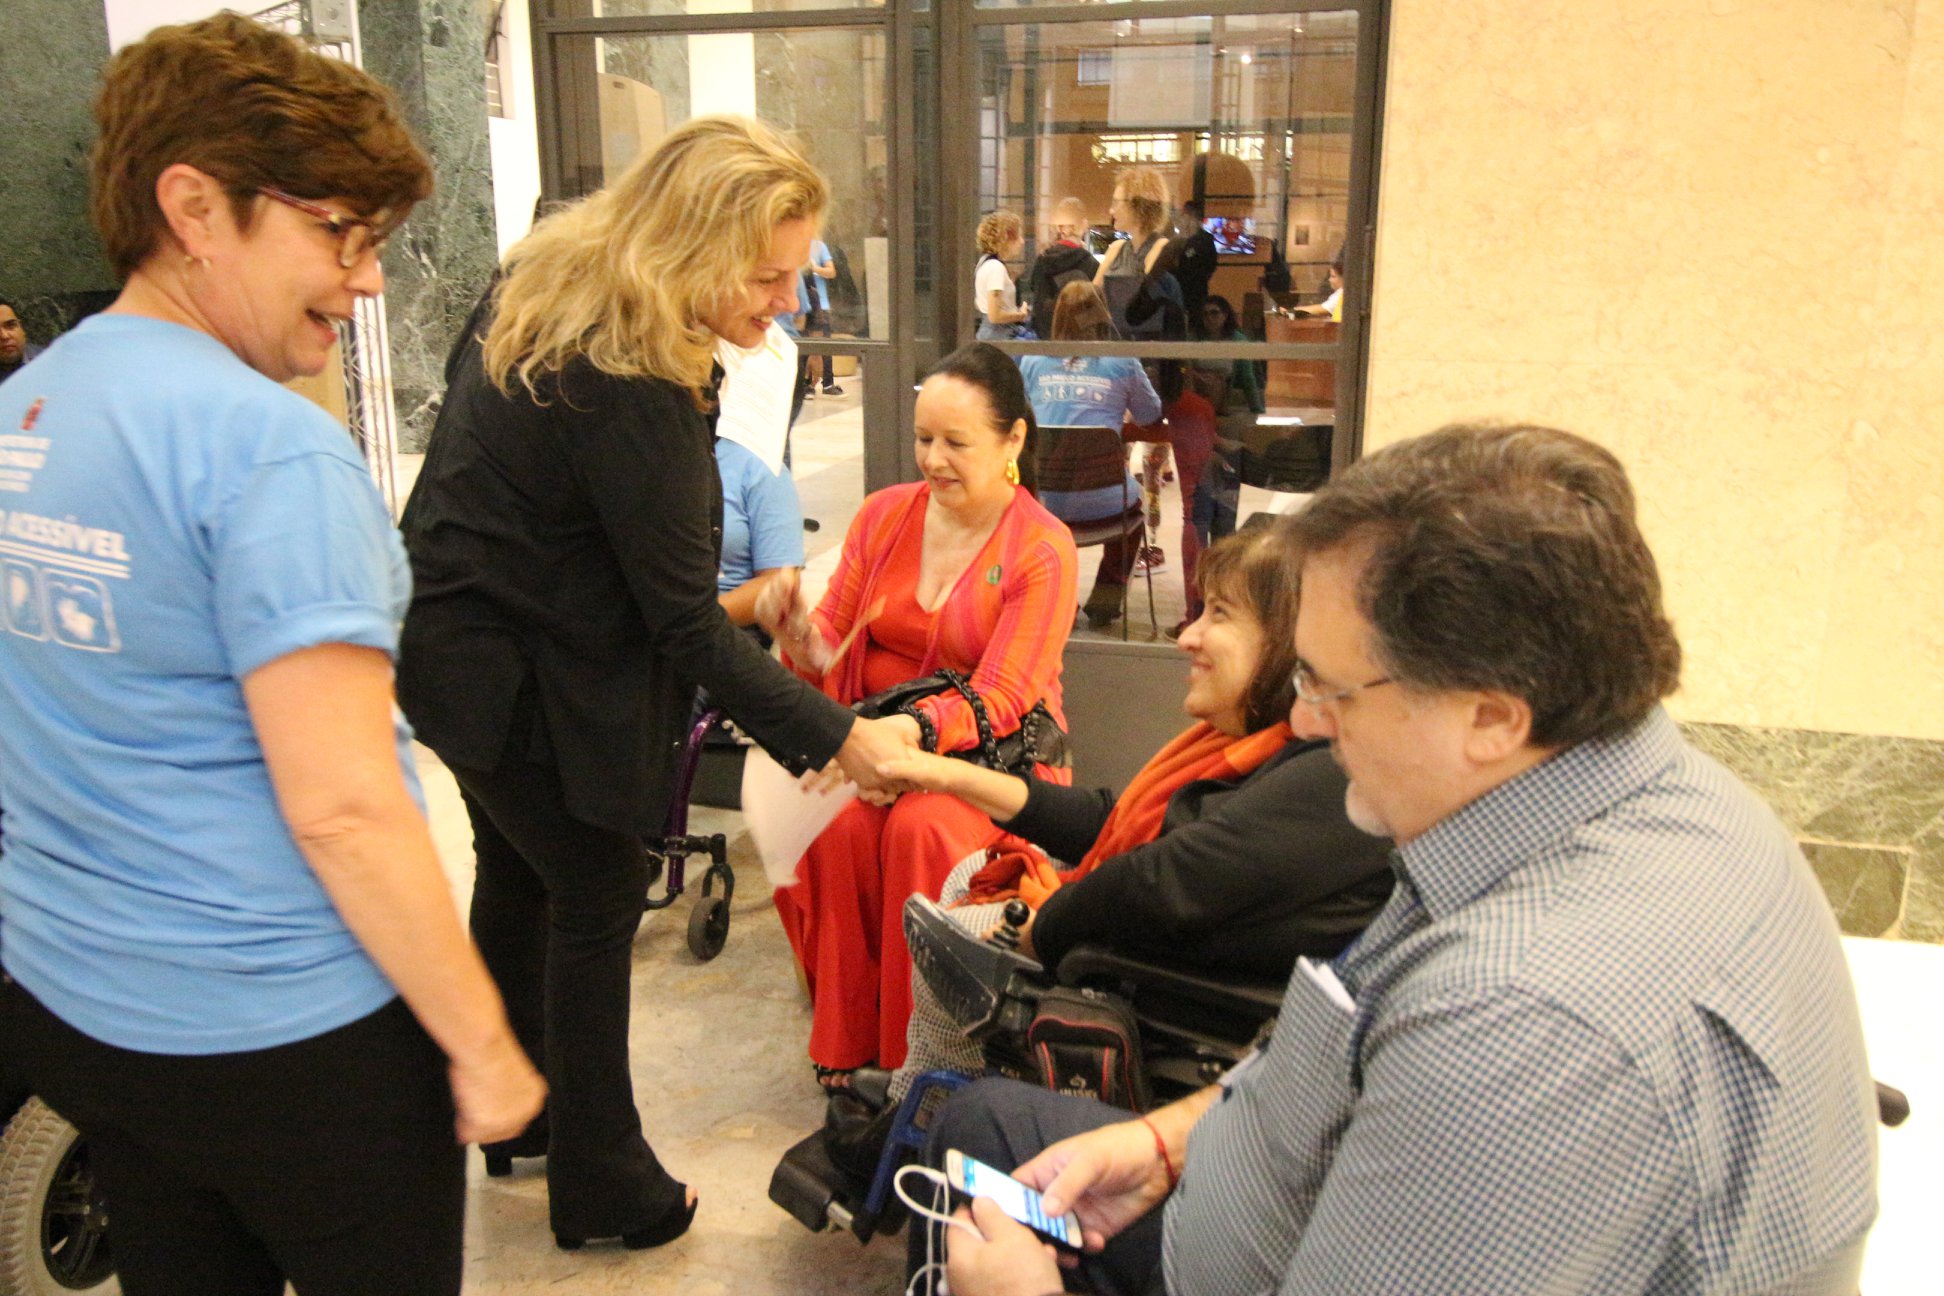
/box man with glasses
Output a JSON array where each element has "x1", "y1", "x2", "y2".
[{"x1": 931, "y1": 423, "x2": 1876, "y2": 1296}]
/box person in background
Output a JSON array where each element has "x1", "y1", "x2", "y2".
[
  {"x1": 801, "y1": 235, "x2": 842, "y2": 396},
  {"x1": 974, "y1": 210, "x2": 1029, "y2": 341},
  {"x1": 714, "y1": 325, "x2": 806, "y2": 629},
  {"x1": 720, "y1": 475, "x2": 801, "y2": 620},
  {"x1": 397, "y1": 116, "x2": 914, "y2": 1252},
  {"x1": 0, "y1": 16, "x2": 544, "y2": 1294},
  {"x1": 1094, "y1": 166, "x2": 1181, "y2": 340},
  {"x1": 0, "y1": 297, "x2": 43, "y2": 384},
  {"x1": 1293, "y1": 248, "x2": 1345, "y2": 320},
  {"x1": 1173, "y1": 198, "x2": 1218, "y2": 321},
  {"x1": 1189, "y1": 293, "x2": 1264, "y2": 416},
  {"x1": 1019, "y1": 282, "x2": 1163, "y2": 630},
  {"x1": 1127, "y1": 363, "x2": 1218, "y2": 637},
  {"x1": 1025, "y1": 197, "x2": 1097, "y2": 340},
  {"x1": 759, "y1": 342, "x2": 1078, "y2": 1091},
  {"x1": 934, "y1": 422, "x2": 1877, "y2": 1296}
]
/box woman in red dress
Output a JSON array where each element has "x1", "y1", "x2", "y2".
[{"x1": 760, "y1": 343, "x2": 1078, "y2": 1083}]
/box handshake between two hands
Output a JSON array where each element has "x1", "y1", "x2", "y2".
[{"x1": 753, "y1": 569, "x2": 953, "y2": 806}]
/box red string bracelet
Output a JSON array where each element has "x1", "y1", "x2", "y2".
[{"x1": 1140, "y1": 1114, "x2": 1179, "y2": 1190}]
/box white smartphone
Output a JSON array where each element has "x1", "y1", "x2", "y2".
[{"x1": 943, "y1": 1149, "x2": 1082, "y2": 1249}]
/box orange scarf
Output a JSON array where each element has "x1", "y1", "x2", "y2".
[{"x1": 956, "y1": 720, "x2": 1294, "y2": 910}]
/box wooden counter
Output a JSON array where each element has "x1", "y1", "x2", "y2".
[{"x1": 1264, "y1": 315, "x2": 1338, "y2": 409}]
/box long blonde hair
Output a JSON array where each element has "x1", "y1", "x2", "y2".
[{"x1": 485, "y1": 115, "x2": 828, "y2": 403}]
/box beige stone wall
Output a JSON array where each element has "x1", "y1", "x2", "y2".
[{"x1": 1366, "y1": 0, "x2": 1944, "y2": 740}]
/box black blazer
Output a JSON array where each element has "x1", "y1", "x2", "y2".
[{"x1": 397, "y1": 312, "x2": 853, "y2": 835}]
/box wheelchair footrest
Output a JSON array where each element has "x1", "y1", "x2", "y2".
[{"x1": 769, "y1": 1131, "x2": 868, "y2": 1238}]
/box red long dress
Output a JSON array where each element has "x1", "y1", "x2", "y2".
[{"x1": 773, "y1": 482, "x2": 1077, "y2": 1070}]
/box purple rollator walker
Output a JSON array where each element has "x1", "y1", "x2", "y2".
[{"x1": 644, "y1": 706, "x2": 735, "y2": 960}]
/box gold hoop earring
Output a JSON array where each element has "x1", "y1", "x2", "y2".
[{"x1": 1004, "y1": 459, "x2": 1021, "y2": 485}]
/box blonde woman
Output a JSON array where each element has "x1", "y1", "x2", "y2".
[
  {"x1": 974, "y1": 209, "x2": 1028, "y2": 340},
  {"x1": 1093, "y1": 165, "x2": 1185, "y2": 340},
  {"x1": 397, "y1": 117, "x2": 914, "y2": 1251}
]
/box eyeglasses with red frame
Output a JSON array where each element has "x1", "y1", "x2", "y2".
[{"x1": 257, "y1": 187, "x2": 398, "y2": 269}]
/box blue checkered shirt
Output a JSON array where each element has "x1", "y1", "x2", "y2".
[{"x1": 1162, "y1": 708, "x2": 1878, "y2": 1294}]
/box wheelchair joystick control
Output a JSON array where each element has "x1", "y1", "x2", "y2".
[{"x1": 989, "y1": 899, "x2": 1031, "y2": 951}]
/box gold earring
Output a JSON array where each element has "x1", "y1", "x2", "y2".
[{"x1": 1005, "y1": 459, "x2": 1020, "y2": 485}]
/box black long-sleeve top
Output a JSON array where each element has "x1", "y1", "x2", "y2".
[
  {"x1": 396, "y1": 306, "x2": 854, "y2": 835},
  {"x1": 1006, "y1": 739, "x2": 1395, "y2": 980}
]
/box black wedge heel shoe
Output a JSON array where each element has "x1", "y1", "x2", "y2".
[
  {"x1": 554, "y1": 1188, "x2": 698, "y2": 1252},
  {"x1": 480, "y1": 1114, "x2": 549, "y2": 1179}
]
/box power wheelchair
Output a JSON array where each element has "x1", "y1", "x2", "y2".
[{"x1": 767, "y1": 894, "x2": 1283, "y2": 1242}]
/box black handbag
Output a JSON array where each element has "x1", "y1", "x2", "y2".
[{"x1": 852, "y1": 669, "x2": 1068, "y2": 777}]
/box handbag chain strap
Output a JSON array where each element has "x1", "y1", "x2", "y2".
[
  {"x1": 934, "y1": 669, "x2": 1002, "y2": 767},
  {"x1": 895, "y1": 669, "x2": 1058, "y2": 773}
]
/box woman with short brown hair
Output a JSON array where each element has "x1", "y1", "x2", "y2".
[{"x1": 0, "y1": 15, "x2": 543, "y2": 1294}]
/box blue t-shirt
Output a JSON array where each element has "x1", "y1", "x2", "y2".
[
  {"x1": 1018, "y1": 354, "x2": 1162, "y2": 522},
  {"x1": 0, "y1": 314, "x2": 416, "y2": 1054},
  {"x1": 716, "y1": 438, "x2": 804, "y2": 594},
  {"x1": 805, "y1": 239, "x2": 832, "y2": 311}
]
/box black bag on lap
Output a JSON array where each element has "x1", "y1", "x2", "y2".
[{"x1": 851, "y1": 668, "x2": 1067, "y2": 777}]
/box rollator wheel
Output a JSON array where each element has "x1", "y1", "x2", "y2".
[
  {"x1": 687, "y1": 895, "x2": 730, "y2": 961},
  {"x1": 0, "y1": 1097, "x2": 119, "y2": 1295}
]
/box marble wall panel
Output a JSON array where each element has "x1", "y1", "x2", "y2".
[
  {"x1": 1684, "y1": 723, "x2": 1944, "y2": 943},
  {"x1": 0, "y1": 1, "x2": 116, "y2": 338},
  {"x1": 1370, "y1": 0, "x2": 1944, "y2": 742},
  {"x1": 363, "y1": 0, "x2": 499, "y2": 452},
  {"x1": 1799, "y1": 843, "x2": 1910, "y2": 940}
]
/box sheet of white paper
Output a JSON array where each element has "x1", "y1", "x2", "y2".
[
  {"x1": 740, "y1": 746, "x2": 856, "y2": 887},
  {"x1": 713, "y1": 324, "x2": 796, "y2": 476}
]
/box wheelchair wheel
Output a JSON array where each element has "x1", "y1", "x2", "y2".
[
  {"x1": 0, "y1": 1098, "x2": 117, "y2": 1296},
  {"x1": 687, "y1": 895, "x2": 729, "y2": 961}
]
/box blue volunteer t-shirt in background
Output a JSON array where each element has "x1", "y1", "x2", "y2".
[
  {"x1": 1018, "y1": 354, "x2": 1162, "y2": 523},
  {"x1": 0, "y1": 314, "x2": 415, "y2": 1055},
  {"x1": 805, "y1": 239, "x2": 832, "y2": 311},
  {"x1": 716, "y1": 437, "x2": 804, "y2": 594}
]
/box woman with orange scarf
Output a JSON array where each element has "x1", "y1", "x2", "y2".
[{"x1": 849, "y1": 524, "x2": 1394, "y2": 1135}]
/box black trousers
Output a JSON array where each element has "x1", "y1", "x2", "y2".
[
  {"x1": 450, "y1": 753, "x2": 685, "y2": 1238},
  {"x1": 0, "y1": 979, "x2": 463, "y2": 1296},
  {"x1": 911, "y1": 1077, "x2": 1167, "y2": 1296}
]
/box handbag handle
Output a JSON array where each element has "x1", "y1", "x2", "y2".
[{"x1": 928, "y1": 669, "x2": 1002, "y2": 768}]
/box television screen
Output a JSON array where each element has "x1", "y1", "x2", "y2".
[{"x1": 1204, "y1": 216, "x2": 1256, "y2": 256}]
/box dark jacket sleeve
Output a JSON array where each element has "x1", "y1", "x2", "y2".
[
  {"x1": 1030, "y1": 741, "x2": 1394, "y2": 978},
  {"x1": 999, "y1": 777, "x2": 1121, "y2": 866},
  {"x1": 563, "y1": 373, "x2": 853, "y2": 771}
]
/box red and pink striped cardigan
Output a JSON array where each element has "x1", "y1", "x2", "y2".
[{"x1": 798, "y1": 481, "x2": 1078, "y2": 760}]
